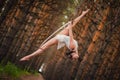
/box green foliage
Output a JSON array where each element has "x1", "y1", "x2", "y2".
[
  {"x1": 29, "y1": 69, "x2": 39, "y2": 76},
  {"x1": 0, "y1": 62, "x2": 29, "y2": 78}
]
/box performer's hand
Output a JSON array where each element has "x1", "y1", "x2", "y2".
[
  {"x1": 20, "y1": 55, "x2": 30, "y2": 61},
  {"x1": 71, "y1": 53, "x2": 79, "y2": 59}
]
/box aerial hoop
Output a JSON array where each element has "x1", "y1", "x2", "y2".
[
  {"x1": 40, "y1": 7, "x2": 88, "y2": 47},
  {"x1": 40, "y1": 21, "x2": 71, "y2": 47}
]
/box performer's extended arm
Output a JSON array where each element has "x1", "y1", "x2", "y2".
[
  {"x1": 69, "y1": 27, "x2": 79, "y2": 58},
  {"x1": 69, "y1": 27, "x2": 75, "y2": 50}
]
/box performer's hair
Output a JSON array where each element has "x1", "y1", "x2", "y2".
[{"x1": 65, "y1": 49, "x2": 75, "y2": 59}]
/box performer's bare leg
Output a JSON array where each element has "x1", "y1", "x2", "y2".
[
  {"x1": 20, "y1": 38, "x2": 58, "y2": 61},
  {"x1": 59, "y1": 9, "x2": 90, "y2": 35}
]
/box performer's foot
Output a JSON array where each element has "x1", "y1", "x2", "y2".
[
  {"x1": 82, "y1": 9, "x2": 90, "y2": 15},
  {"x1": 20, "y1": 55, "x2": 30, "y2": 61}
]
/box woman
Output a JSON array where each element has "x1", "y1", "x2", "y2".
[{"x1": 20, "y1": 9, "x2": 89, "y2": 61}]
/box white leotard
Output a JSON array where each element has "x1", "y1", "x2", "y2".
[{"x1": 55, "y1": 34, "x2": 78, "y2": 50}]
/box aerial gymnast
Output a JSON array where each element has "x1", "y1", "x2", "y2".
[{"x1": 20, "y1": 9, "x2": 90, "y2": 61}]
